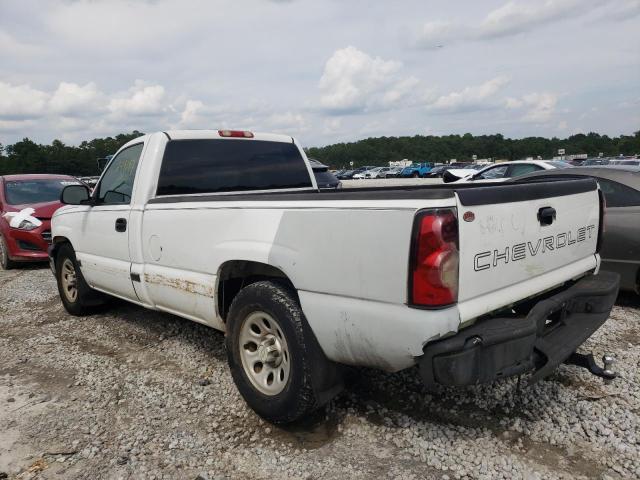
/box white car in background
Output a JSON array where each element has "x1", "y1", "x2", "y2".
[
  {"x1": 380, "y1": 166, "x2": 404, "y2": 178},
  {"x1": 366, "y1": 167, "x2": 393, "y2": 178},
  {"x1": 445, "y1": 160, "x2": 573, "y2": 183},
  {"x1": 353, "y1": 167, "x2": 381, "y2": 179},
  {"x1": 610, "y1": 159, "x2": 640, "y2": 167}
]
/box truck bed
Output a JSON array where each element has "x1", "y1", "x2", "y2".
[
  {"x1": 148, "y1": 178, "x2": 596, "y2": 205},
  {"x1": 138, "y1": 177, "x2": 601, "y2": 370}
]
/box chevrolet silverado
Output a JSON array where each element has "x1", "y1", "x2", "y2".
[{"x1": 49, "y1": 130, "x2": 619, "y2": 423}]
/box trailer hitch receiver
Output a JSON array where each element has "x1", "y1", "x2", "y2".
[{"x1": 564, "y1": 352, "x2": 616, "y2": 379}]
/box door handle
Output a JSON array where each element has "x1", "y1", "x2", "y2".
[
  {"x1": 537, "y1": 207, "x2": 556, "y2": 226},
  {"x1": 115, "y1": 218, "x2": 127, "y2": 232}
]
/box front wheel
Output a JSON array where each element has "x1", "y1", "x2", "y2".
[
  {"x1": 55, "y1": 243, "x2": 107, "y2": 315},
  {"x1": 0, "y1": 234, "x2": 17, "y2": 270},
  {"x1": 226, "y1": 281, "x2": 336, "y2": 424}
]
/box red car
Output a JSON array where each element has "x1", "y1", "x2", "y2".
[{"x1": 0, "y1": 174, "x2": 82, "y2": 269}]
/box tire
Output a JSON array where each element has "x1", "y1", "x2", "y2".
[
  {"x1": 0, "y1": 233, "x2": 17, "y2": 270},
  {"x1": 55, "y1": 243, "x2": 106, "y2": 315},
  {"x1": 226, "y1": 281, "x2": 336, "y2": 424},
  {"x1": 412, "y1": 172, "x2": 419, "y2": 178}
]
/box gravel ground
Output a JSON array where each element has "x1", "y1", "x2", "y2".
[{"x1": 1, "y1": 266, "x2": 639, "y2": 479}]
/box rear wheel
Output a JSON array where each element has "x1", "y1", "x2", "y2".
[
  {"x1": 0, "y1": 234, "x2": 17, "y2": 270},
  {"x1": 412, "y1": 172, "x2": 419, "y2": 178},
  {"x1": 55, "y1": 243, "x2": 107, "y2": 315},
  {"x1": 226, "y1": 281, "x2": 335, "y2": 424}
]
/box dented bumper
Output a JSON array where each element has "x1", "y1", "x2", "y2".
[
  {"x1": 2, "y1": 221, "x2": 52, "y2": 262},
  {"x1": 419, "y1": 271, "x2": 620, "y2": 388}
]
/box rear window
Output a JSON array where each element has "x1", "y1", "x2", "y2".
[
  {"x1": 156, "y1": 139, "x2": 312, "y2": 196},
  {"x1": 4, "y1": 179, "x2": 80, "y2": 205}
]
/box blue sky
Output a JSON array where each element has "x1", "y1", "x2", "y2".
[{"x1": 0, "y1": 0, "x2": 638, "y2": 147}]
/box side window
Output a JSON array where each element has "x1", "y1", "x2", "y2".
[
  {"x1": 475, "y1": 165, "x2": 508, "y2": 180},
  {"x1": 508, "y1": 164, "x2": 543, "y2": 178},
  {"x1": 97, "y1": 143, "x2": 143, "y2": 205},
  {"x1": 597, "y1": 178, "x2": 640, "y2": 207}
]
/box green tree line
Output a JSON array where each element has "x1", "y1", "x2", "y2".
[
  {"x1": 0, "y1": 131, "x2": 144, "y2": 176},
  {"x1": 307, "y1": 131, "x2": 640, "y2": 169},
  {"x1": 0, "y1": 130, "x2": 638, "y2": 175}
]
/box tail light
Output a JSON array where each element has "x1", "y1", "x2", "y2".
[
  {"x1": 596, "y1": 188, "x2": 606, "y2": 253},
  {"x1": 218, "y1": 130, "x2": 254, "y2": 138},
  {"x1": 409, "y1": 208, "x2": 459, "y2": 307}
]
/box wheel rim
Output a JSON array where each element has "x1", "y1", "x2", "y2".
[
  {"x1": 238, "y1": 311, "x2": 291, "y2": 396},
  {"x1": 61, "y1": 258, "x2": 78, "y2": 303}
]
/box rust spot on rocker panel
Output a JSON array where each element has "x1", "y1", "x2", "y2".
[{"x1": 143, "y1": 273, "x2": 215, "y2": 298}]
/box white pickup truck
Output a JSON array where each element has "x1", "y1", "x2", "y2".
[{"x1": 50, "y1": 130, "x2": 619, "y2": 423}]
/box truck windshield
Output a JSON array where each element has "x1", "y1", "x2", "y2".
[
  {"x1": 4, "y1": 179, "x2": 79, "y2": 205},
  {"x1": 157, "y1": 139, "x2": 312, "y2": 195}
]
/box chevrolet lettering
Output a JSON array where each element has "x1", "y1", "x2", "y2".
[{"x1": 474, "y1": 225, "x2": 597, "y2": 272}]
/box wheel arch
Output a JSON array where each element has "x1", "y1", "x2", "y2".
[
  {"x1": 49, "y1": 236, "x2": 73, "y2": 262},
  {"x1": 216, "y1": 260, "x2": 296, "y2": 322}
]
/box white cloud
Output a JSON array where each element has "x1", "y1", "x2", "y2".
[
  {"x1": 178, "y1": 100, "x2": 206, "y2": 128},
  {"x1": 108, "y1": 81, "x2": 166, "y2": 117},
  {"x1": 0, "y1": 79, "x2": 177, "y2": 139},
  {"x1": 50, "y1": 82, "x2": 104, "y2": 115},
  {"x1": 522, "y1": 93, "x2": 558, "y2": 122},
  {"x1": 506, "y1": 92, "x2": 559, "y2": 122},
  {"x1": 412, "y1": 21, "x2": 467, "y2": 49},
  {"x1": 381, "y1": 77, "x2": 421, "y2": 107},
  {"x1": 319, "y1": 46, "x2": 417, "y2": 113},
  {"x1": 591, "y1": 0, "x2": 640, "y2": 22},
  {"x1": 479, "y1": 0, "x2": 586, "y2": 39},
  {"x1": 412, "y1": 0, "x2": 602, "y2": 47},
  {"x1": 265, "y1": 111, "x2": 308, "y2": 133},
  {"x1": 429, "y1": 76, "x2": 510, "y2": 113},
  {"x1": 0, "y1": 82, "x2": 49, "y2": 120}
]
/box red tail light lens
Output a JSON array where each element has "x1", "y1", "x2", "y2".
[
  {"x1": 218, "y1": 130, "x2": 254, "y2": 138},
  {"x1": 409, "y1": 208, "x2": 459, "y2": 307}
]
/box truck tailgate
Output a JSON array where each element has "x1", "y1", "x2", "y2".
[{"x1": 455, "y1": 179, "x2": 600, "y2": 322}]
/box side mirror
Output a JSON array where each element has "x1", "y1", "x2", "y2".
[{"x1": 61, "y1": 184, "x2": 91, "y2": 205}]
